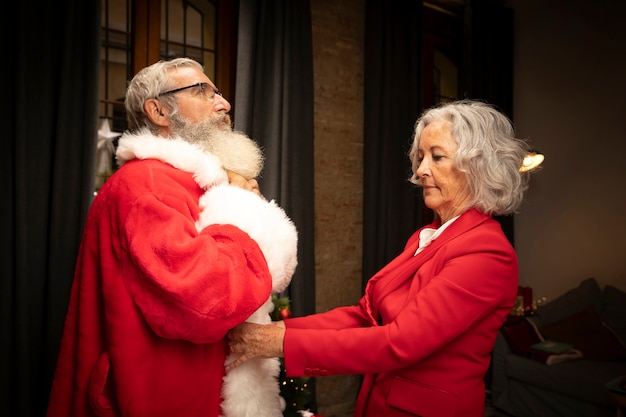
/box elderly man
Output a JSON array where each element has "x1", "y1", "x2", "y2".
[{"x1": 47, "y1": 58, "x2": 297, "y2": 417}]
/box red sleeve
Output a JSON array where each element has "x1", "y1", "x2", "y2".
[
  {"x1": 121, "y1": 191, "x2": 272, "y2": 344},
  {"x1": 283, "y1": 225, "x2": 517, "y2": 376},
  {"x1": 285, "y1": 301, "x2": 373, "y2": 330}
]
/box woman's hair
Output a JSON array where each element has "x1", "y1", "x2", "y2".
[
  {"x1": 408, "y1": 99, "x2": 530, "y2": 216},
  {"x1": 124, "y1": 57, "x2": 204, "y2": 133}
]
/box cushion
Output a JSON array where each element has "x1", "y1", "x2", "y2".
[
  {"x1": 532, "y1": 277, "x2": 603, "y2": 326},
  {"x1": 505, "y1": 352, "x2": 626, "y2": 408},
  {"x1": 539, "y1": 304, "x2": 626, "y2": 361},
  {"x1": 501, "y1": 317, "x2": 542, "y2": 355},
  {"x1": 602, "y1": 284, "x2": 626, "y2": 344},
  {"x1": 500, "y1": 317, "x2": 577, "y2": 364}
]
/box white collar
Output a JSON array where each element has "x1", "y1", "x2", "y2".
[
  {"x1": 414, "y1": 215, "x2": 460, "y2": 255},
  {"x1": 115, "y1": 128, "x2": 228, "y2": 190}
]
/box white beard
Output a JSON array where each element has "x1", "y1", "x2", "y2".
[
  {"x1": 203, "y1": 128, "x2": 265, "y2": 180},
  {"x1": 171, "y1": 113, "x2": 265, "y2": 179}
]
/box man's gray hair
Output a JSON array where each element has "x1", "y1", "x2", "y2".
[{"x1": 125, "y1": 58, "x2": 204, "y2": 133}]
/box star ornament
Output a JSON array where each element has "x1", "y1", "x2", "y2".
[
  {"x1": 98, "y1": 118, "x2": 122, "y2": 142},
  {"x1": 96, "y1": 118, "x2": 122, "y2": 187}
]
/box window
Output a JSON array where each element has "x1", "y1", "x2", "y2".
[
  {"x1": 97, "y1": 0, "x2": 236, "y2": 188},
  {"x1": 160, "y1": 0, "x2": 217, "y2": 77},
  {"x1": 100, "y1": 0, "x2": 132, "y2": 133}
]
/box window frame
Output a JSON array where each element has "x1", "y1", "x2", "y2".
[{"x1": 130, "y1": 0, "x2": 237, "y2": 100}]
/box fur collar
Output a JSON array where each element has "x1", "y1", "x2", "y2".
[{"x1": 116, "y1": 128, "x2": 229, "y2": 190}]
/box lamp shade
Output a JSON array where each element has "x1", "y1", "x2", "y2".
[{"x1": 520, "y1": 150, "x2": 545, "y2": 172}]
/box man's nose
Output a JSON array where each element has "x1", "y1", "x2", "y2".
[{"x1": 214, "y1": 94, "x2": 231, "y2": 113}]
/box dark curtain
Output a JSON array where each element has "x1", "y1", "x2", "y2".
[
  {"x1": 460, "y1": 2, "x2": 515, "y2": 244},
  {"x1": 1, "y1": 1, "x2": 101, "y2": 416},
  {"x1": 362, "y1": 1, "x2": 424, "y2": 286},
  {"x1": 461, "y1": 3, "x2": 514, "y2": 114},
  {"x1": 234, "y1": 0, "x2": 316, "y2": 320}
]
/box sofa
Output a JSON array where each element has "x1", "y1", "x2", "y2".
[{"x1": 491, "y1": 277, "x2": 626, "y2": 417}]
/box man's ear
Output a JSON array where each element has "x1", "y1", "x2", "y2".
[{"x1": 144, "y1": 98, "x2": 170, "y2": 127}]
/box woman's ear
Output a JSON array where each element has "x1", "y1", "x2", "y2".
[{"x1": 144, "y1": 98, "x2": 170, "y2": 127}]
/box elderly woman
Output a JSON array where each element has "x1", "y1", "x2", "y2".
[{"x1": 228, "y1": 99, "x2": 530, "y2": 417}]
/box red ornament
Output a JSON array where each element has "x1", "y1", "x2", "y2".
[{"x1": 279, "y1": 308, "x2": 292, "y2": 320}]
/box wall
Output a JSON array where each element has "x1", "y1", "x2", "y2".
[
  {"x1": 311, "y1": 1, "x2": 364, "y2": 416},
  {"x1": 512, "y1": 0, "x2": 626, "y2": 302}
]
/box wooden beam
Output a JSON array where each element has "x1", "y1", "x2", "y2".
[{"x1": 131, "y1": 0, "x2": 161, "y2": 76}]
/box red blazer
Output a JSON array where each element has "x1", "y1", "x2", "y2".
[{"x1": 284, "y1": 209, "x2": 518, "y2": 417}]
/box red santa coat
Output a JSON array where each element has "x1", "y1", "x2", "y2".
[
  {"x1": 283, "y1": 209, "x2": 517, "y2": 417},
  {"x1": 47, "y1": 131, "x2": 298, "y2": 417}
]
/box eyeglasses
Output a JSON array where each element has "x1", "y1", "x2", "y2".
[{"x1": 157, "y1": 82, "x2": 222, "y2": 100}]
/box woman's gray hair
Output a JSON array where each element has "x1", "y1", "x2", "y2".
[
  {"x1": 124, "y1": 58, "x2": 204, "y2": 133},
  {"x1": 408, "y1": 99, "x2": 530, "y2": 216}
]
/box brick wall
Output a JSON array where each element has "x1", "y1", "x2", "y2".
[{"x1": 311, "y1": 0, "x2": 364, "y2": 415}]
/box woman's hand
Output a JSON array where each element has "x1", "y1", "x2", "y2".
[
  {"x1": 226, "y1": 169, "x2": 262, "y2": 198},
  {"x1": 226, "y1": 322, "x2": 285, "y2": 371}
]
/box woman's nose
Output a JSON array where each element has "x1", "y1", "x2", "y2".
[{"x1": 416, "y1": 159, "x2": 429, "y2": 176}]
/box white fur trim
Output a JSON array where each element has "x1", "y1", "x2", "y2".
[
  {"x1": 196, "y1": 185, "x2": 297, "y2": 417},
  {"x1": 115, "y1": 128, "x2": 228, "y2": 190},
  {"x1": 196, "y1": 185, "x2": 298, "y2": 293},
  {"x1": 221, "y1": 299, "x2": 284, "y2": 417},
  {"x1": 221, "y1": 354, "x2": 284, "y2": 417}
]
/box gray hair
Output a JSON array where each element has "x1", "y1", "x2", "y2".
[
  {"x1": 408, "y1": 100, "x2": 530, "y2": 216},
  {"x1": 124, "y1": 58, "x2": 205, "y2": 133}
]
